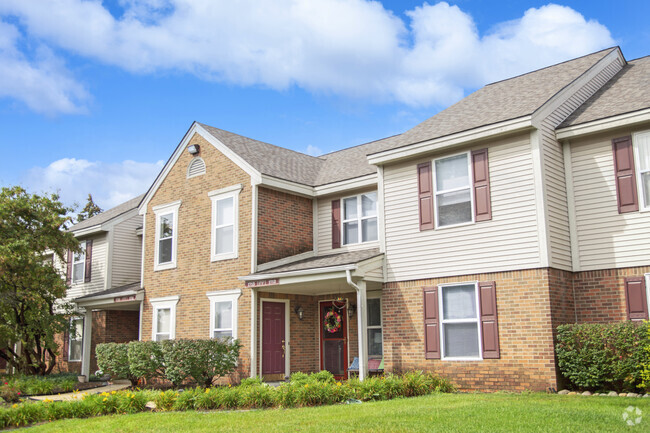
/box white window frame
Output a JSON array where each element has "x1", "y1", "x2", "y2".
[
  {"x1": 366, "y1": 293, "x2": 383, "y2": 359},
  {"x1": 432, "y1": 151, "x2": 475, "y2": 229},
  {"x1": 208, "y1": 184, "x2": 242, "y2": 262},
  {"x1": 153, "y1": 200, "x2": 181, "y2": 271},
  {"x1": 72, "y1": 242, "x2": 86, "y2": 284},
  {"x1": 150, "y1": 296, "x2": 179, "y2": 341},
  {"x1": 68, "y1": 316, "x2": 84, "y2": 362},
  {"x1": 633, "y1": 131, "x2": 650, "y2": 212},
  {"x1": 341, "y1": 192, "x2": 378, "y2": 245},
  {"x1": 207, "y1": 289, "x2": 242, "y2": 339},
  {"x1": 438, "y1": 282, "x2": 483, "y2": 361}
]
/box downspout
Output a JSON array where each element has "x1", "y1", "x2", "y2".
[{"x1": 346, "y1": 269, "x2": 367, "y2": 381}]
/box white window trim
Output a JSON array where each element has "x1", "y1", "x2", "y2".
[
  {"x1": 208, "y1": 184, "x2": 242, "y2": 262},
  {"x1": 341, "y1": 192, "x2": 378, "y2": 245},
  {"x1": 207, "y1": 289, "x2": 242, "y2": 339},
  {"x1": 68, "y1": 316, "x2": 84, "y2": 362},
  {"x1": 366, "y1": 292, "x2": 383, "y2": 359},
  {"x1": 438, "y1": 281, "x2": 483, "y2": 361},
  {"x1": 72, "y1": 243, "x2": 86, "y2": 284},
  {"x1": 150, "y1": 295, "x2": 179, "y2": 341},
  {"x1": 153, "y1": 200, "x2": 181, "y2": 271},
  {"x1": 432, "y1": 151, "x2": 475, "y2": 230},
  {"x1": 633, "y1": 131, "x2": 650, "y2": 212}
]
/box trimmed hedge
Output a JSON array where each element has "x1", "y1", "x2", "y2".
[
  {"x1": 0, "y1": 371, "x2": 455, "y2": 429},
  {"x1": 555, "y1": 322, "x2": 650, "y2": 392}
]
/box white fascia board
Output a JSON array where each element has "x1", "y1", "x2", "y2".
[
  {"x1": 139, "y1": 122, "x2": 262, "y2": 215},
  {"x1": 367, "y1": 116, "x2": 532, "y2": 165},
  {"x1": 313, "y1": 174, "x2": 378, "y2": 196},
  {"x1": 239, "y1": 264, "x2": 357, "y2": 281},
  {"x1": 556, "y1": 108, "x2": 650, "y2": 140},
  {"x1": 254, "y1": 174, "x2": 315, "y2": 197},
  {"x1": 72, "y1": 225, "x2": 105, "y2": 237},
  {"x1": 353, "y1": 254, "x2": 384, "y2": 276}
]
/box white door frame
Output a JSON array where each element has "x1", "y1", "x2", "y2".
[{"x1": 259, "y1": 298, "x2": 290, "y2": 378}]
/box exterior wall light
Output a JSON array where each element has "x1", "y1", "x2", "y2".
[
  {"x1": 188, "y1": 144, "x2": 200, "y2": 155},
  {"x1": 348, "y1": 303, "x2": 356, "y2": 317},
  {"x1": 294, "y1": 305, "x2": 304, "y2": 321}
]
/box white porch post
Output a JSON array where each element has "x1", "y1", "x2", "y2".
[
  {"x1": 250, "y1": 288, "x2": 258, "y2": 378},
  {"x1": 81, "y1": 309, "x2": 92, "y2": 378},
  {"x1": 356, "y1": 280, "x2": 368, "y2": 381}
]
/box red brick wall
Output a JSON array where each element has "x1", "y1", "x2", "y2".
[{"x1": 257, "y1": 187, "x2": 313, "y2": 265}]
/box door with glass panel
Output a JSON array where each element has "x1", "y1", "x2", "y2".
[{"x1": 320, "y1": 301, "x2": 347, "y2": 380}]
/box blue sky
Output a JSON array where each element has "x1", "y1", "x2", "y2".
[{"x1": 0, "y1": 1, "x2": 648, "y2": 210}]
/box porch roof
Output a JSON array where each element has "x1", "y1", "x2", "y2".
[
  {"x1": 250, "y1": 248, "x2": 382, "y2": 275},
  {"x1": 74, "y1": 282, "x2": 143, "y2": 310}
]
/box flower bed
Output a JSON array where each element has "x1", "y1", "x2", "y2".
[{"x1": 0, "y1": 374, "x2": 104, "y2": 403}]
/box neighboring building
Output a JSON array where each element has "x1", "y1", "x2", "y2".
[{"x1": 54, "y1": 194, "x2": 144, "y2": 377}]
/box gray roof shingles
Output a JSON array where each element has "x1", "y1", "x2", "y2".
[
  {"x1": 75, "y1": 282, "x2": 141, "y2": 301},
  {"x1": 251, "y1": 248, "x2": 382, "y2": 275},
  {"x1": 69, "y1": 194, "x2": 144, "y2": 233}
]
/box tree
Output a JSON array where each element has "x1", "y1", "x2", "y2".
[
  {"x1": 0, "y1": 186, "x2": 79, "y2": 375},
  {"x1": 76, "y1": 193, "x2": 102, "y2": 222}
]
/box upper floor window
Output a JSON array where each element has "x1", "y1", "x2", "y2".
[
  {"x1": 72, "y1": 243, "x2": 86, "y2": 283},
  {"x1": 153, "y1": 201, "x2": 181, "y2": 271},
  {"x1": 434, "y1": 152, "x2": 473, "y2": 227},
  {"x1": 208, "y1": 185, "x2": 241, "y2": 261},
  {"x1": 634, "y1": 131, "x2": 650, "y2": 210},
  {"x1": 151, "y1": 296, "x2": 179, "y2": 341},
  {"x1": 342, "y1": 192, "x2": 377, "y2": 245},
  {"x1": 68, "y1": 317, "x2": 84, "y2": 362}
]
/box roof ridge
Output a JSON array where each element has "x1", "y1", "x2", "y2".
[{"x1": 319, "y1": 133, "x2": 402, "y2": 158}]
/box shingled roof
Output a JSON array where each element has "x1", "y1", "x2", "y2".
[{"x1": 69, "y1": 194, "x2": 144, "y2": 233}]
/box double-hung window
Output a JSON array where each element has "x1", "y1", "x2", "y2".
[
  {"x1": 72, "y1": 243, "x2": 86, "y2": 283},
  {"x1": 634, "y1": 131, "x2": 650, "y2": 211},
  {"x1": 68, "y1": 317, "x2": 84, "y2": 362},
  {"x1": 434, "y1": 153, "x2": 473, "y2": 227},
  {"x1": 153, "y1": 201, "x2": 180, "y2": 271},
  {"x1": 151, "y1": 296, "x2": 179, "y2": 341},
  {"x1": 207, "y1": 289, "x2": 241, "y2": 339},
  {"x1": 367, "y1": 297, "x2": 383, "y2": 358},
  {"x1": 209, "y1": 185, "x2": 241, "y2": 261},
  {"x1": 342, "y1": 192, "x2": 377, "y2": 245},
  {"x1": 439, "y1": 283, "x2": 481, "y2": 360}
]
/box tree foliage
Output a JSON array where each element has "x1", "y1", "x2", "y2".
[
  {"x1": 0, "y1": 186, "x2": 79, "y2": 375},
  {"x1": 76, "y1": 194, "x2": 102, "y2": 222}
]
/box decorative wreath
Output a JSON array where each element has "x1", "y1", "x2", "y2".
[{"x1": 324, "y1": 309, "x2": 342, "y2": 333}]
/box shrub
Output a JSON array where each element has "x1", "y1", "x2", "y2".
[
  {"x1": 162, "y1": 338, "x2": 241, "y2": 387},
  {"x1": 640, "y1": 325, "x2": 650, "y2": 389},
  {"x1": 95, "y1": 343, "x2": 137, "y2": 386},
  {"x1": 555, "y1": 322, "x2": 650, "y2": 392},
  {"x1": 127, "y1": 341, "x2": 165, "y2": 383}
]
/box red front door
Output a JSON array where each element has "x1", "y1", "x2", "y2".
[
  {"x1": 320, "y1": 301, "x2": 348, "y2": 380},
  {"x1": 262, "y1": 301, "x2": 285, "y2": 376}
]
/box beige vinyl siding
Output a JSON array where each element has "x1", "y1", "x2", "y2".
[
  {"x1": 540, "y1": 57, "x2": 624, "y2": 270},
  {"x1": 570, "y1": 131, "x2": 650, "y2": 270},
  {"x1": 64, "y1": 233, "x2": 108, "y2": 301},
  {"x1": 383, "y1": 133, "x2": 540, "y2": 281},
  {"x1": 316, "y1": 188, "x2": 380, "y2": 255},
  {"x1": 111, "y1": 214, "x2": 143, "y2": 287}
]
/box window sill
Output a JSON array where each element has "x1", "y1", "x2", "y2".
[
  {"x1": 435, "y1": 220, "x2": 475, "y2": 231},
  {"x1": 441, "y1": 357, "x2": 483, "y2": 361},
  {"x1": 154, "y1": 262, "x2": 177, "y2": 272},
  {"x1": 341, "y1": 240, "x2": 379, "y2": 247},
  {"x1": 211, "y1": 252, "x2": 238, "y2": 262}
]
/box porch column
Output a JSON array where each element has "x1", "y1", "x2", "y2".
[
  {"x1": 356, "y1": 280, "x2": 368, "y2": 380},
  {"x1": 81, "y1": 309, "x2": 92, "y2": 378},
  {"x1": 250, "y1": 288, "x2": 258, "y2": 378}
]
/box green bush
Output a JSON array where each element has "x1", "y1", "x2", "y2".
[
  {"x1": 640, "y1": 325, "x2": 650, "y2": 389},
  {"x1": 555, "y1": 322, "x2": 650, "y2": 392},
  {"x1": 95, "y1": 343, "x2": 138, "y2": 386},
  {"x1": 127, "y1": 341, "x2": 165, "y2": 383},
  {"x1": 162, "y1": 338, "x2": 241, "y2": 387}
]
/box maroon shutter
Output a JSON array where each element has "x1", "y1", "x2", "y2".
[
  {"x1": 66, "y1": 250, "x2": 73, "y2": 285},
  {"x1": 625, "y1": 277, "x2": 648, "y2": 321},
  {"x1": 331, "y1": 199, "x2": 341, "y2": 249},
  {"x1": 417, "y1": 162, "x2": 435, "y2": 230},
  {"x1": 471, "y1": 148, "x2": 492, "y2": 221},
  {"x1": 478, "y1": 281, "x2": 500, "y2": 359},
  {"x1": 423, "y1": 286, "x2": 440, "y2": 359},
  {"x1": 84, "y1": 240, "x2": 93, "y2": 283},
  {"x1": 612, "y1": 136, "x2": 639, "y2": 213}
]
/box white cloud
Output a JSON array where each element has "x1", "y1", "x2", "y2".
[
  {"x1": 305, "y1": 144, "x2": 323, "y2": 157},
  {"x1": 23, "y1": 158, "x2": 164, "y2": 210},
  {"x1": 0, "y1": 1, "x2": 615, "y2": 112}
]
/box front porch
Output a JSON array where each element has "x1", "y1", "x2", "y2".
[{"x1": 242, "y1": 249, "x2": 384, "y2": 381}]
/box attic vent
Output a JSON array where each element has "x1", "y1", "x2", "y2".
[{"x1": 187, "y1": 157, "x2": 206, "y2": 178}]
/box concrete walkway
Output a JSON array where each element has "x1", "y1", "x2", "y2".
[{"x1": 28, "y1": 380, "x2": 131, "y2": 402}]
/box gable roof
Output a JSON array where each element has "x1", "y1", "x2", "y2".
[
  {"x1": 560, "y1": 55, "x2": 650, "y2": 128},
  {"x1": 70, "y1": 194, "x2": 144, "y2": 233}
]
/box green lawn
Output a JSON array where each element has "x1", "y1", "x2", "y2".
[{"x1": 24, "y1": 393, "x2": 650, "y2": 432}]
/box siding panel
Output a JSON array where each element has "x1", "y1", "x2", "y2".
[
  {"x1": 111, "y1": 214, "x2": 143, "y2": 287},
  {"x1": 63, "y1": 233, "x2": 109, "y2": 301}
]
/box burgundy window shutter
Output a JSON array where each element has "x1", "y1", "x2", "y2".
[
  {"x1": 417, "y1": 162, "x2": 435, "y2": 230},
  {"x1": 612, "y1": 136, "x2": 639, "y2": 213},
  {"x1": 66, "y1": 250, "x2": 73, "y2": 285},
  {"x1": 624, "y1": 277, "x2": 648, "y2": 321},
  {"x1": 331, "y1": 199, "x2": 341, "y2": 249},
  {"x1": 84, "y1": 240, "x2": 93, "y2": 283},
  {"x1": 423, "y1": 286, "x2": 440, "y2": 359},
  {"x1": 478, "y1": 281, "x2": 500, "y2": 359},
  {"x1": 471, "y1": 148, "x2": 492, "y2": 221}
]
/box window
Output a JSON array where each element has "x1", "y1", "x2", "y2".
[
  {"x1": 367, "y1": 297, "x2": 383, "y2": 358},
  {"x1": 209, "y1": 185, "x2": 241, "y2": 261},
  {"x1": 150, "y1": 296, "x2": 179, "y2": 341},
  {"x1": 68, "y1": 317, "x2": 84, "y2": 362},
  {"x1": 72, "y1": 243, "x2": 86, "y2": 283},
  {"x1": 439, "y1": 283, "x2": 481, "y2": 359},
  {"x1": 634, "y1": 131, "x2": 650, "y2": 211},
  {"x1": 153, "y1": 201, "x2": 180, "y2": 271},
  {"x1": 434, "y1": 153, "x2": 473, "y2": 227},
  {"x1": 207, "y1": 289, "x2": 241, "y2": 339},
  {"x1": 342, "y1": 192, "x2": 377, "y2": 245}
]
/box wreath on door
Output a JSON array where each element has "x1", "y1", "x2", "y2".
[{"x1": 324, "y1": 309, "x2": 342, "y2": 333}]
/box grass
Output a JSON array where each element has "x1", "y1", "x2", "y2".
[{"x1": 24, "y1": 392, "x2": 650, "y2": 432}]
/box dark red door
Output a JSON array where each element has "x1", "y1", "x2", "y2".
[
  {"x1": 262, "y1": 302, "x2": 285, "y2": 375},
  {"x1": 320, "y1": 301, "x2": 347, "y2": 380}
]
